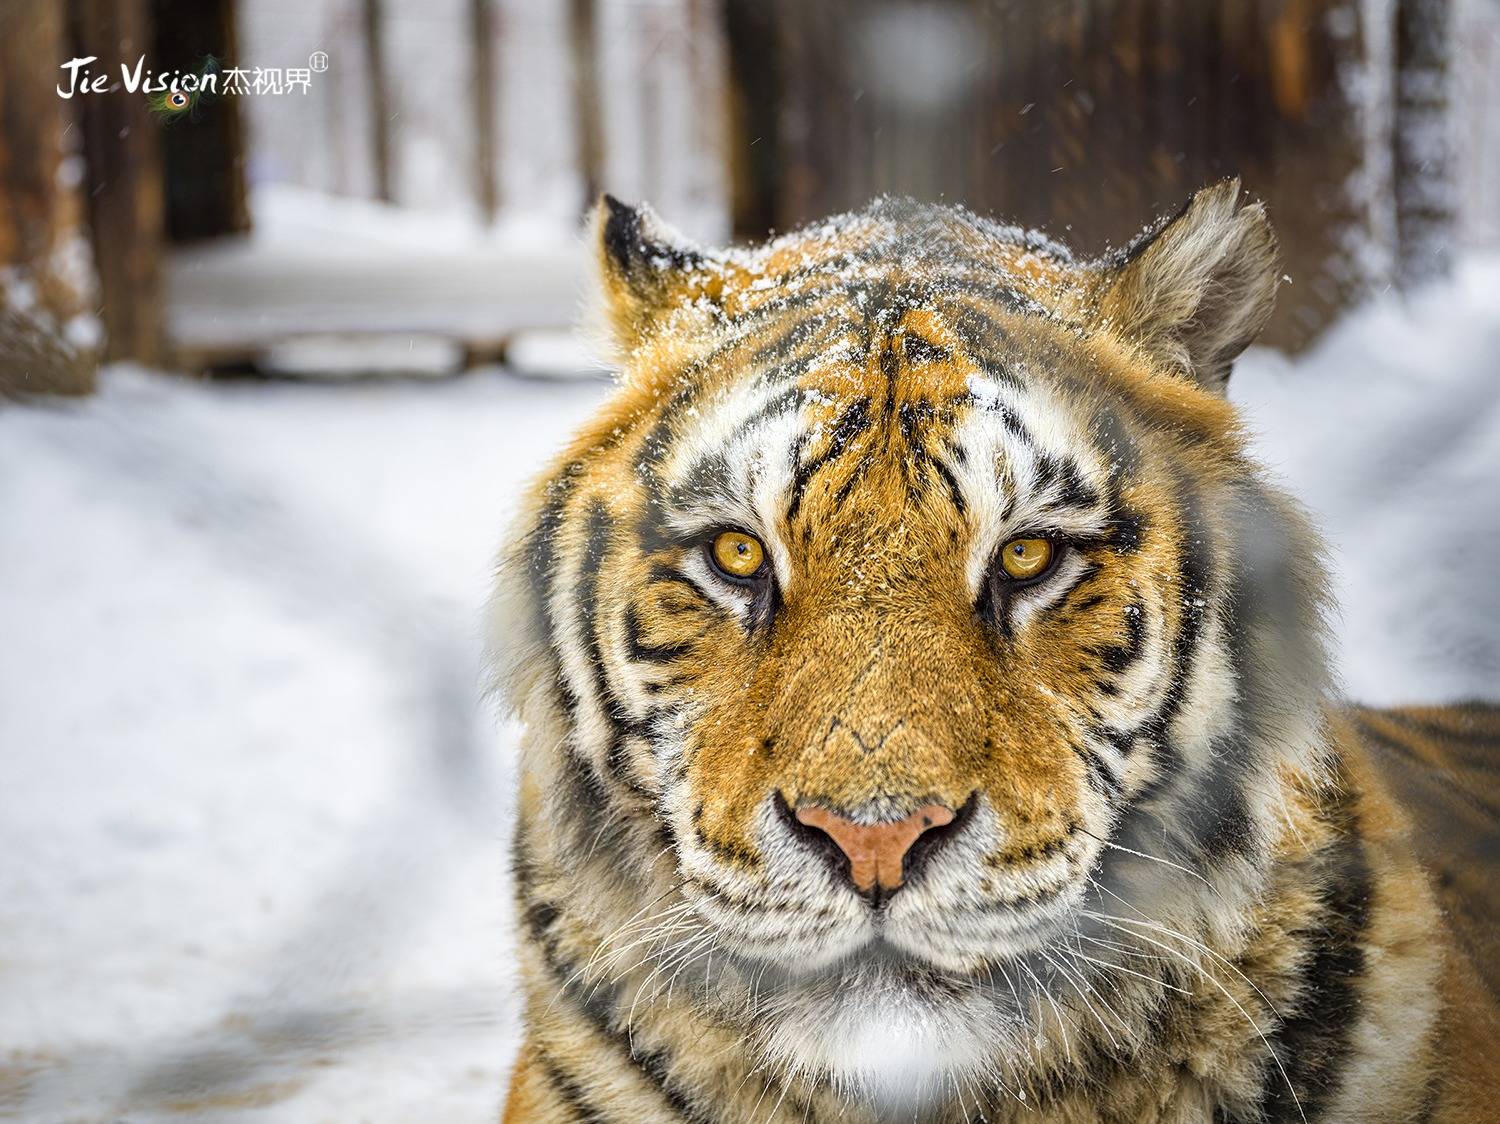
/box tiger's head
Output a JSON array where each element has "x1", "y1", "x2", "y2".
[{"x1": 495, "y1": 182, "x2": 1332, "y2": 1105}]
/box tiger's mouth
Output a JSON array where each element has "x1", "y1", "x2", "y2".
[{"x1": 703, "y1": 876, "x2": 1084, "y2": 983}]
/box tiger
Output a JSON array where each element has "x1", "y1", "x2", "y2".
[{"x1": 488, "y1": 180, "x2": 1500, "y2": 1124}]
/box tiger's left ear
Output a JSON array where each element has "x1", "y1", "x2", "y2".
[
  {"x1": 1096, "y1": 179, "x2": 1280, "y2": 394},
  {"x1": 589, "y1": 194, "x2": 722, "y2": 360}
]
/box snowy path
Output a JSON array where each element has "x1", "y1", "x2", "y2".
[{"x1": 1, "y1": 260, "x2": 1496, "y2": 1122}]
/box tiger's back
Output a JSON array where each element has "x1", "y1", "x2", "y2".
[{"x1": 1351, "y1": 701, "x2": 1500, "y2": 1000}]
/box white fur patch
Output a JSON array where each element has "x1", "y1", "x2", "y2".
[{"x1": 761, "y1": 985, "x2": 992, "y2": 1113}]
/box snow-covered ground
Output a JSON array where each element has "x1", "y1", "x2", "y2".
[{"x1": 1, "y1": 260, "x2": 1497, "y2": 1122}]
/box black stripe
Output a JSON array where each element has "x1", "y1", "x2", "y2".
[
  {"x1": 1107, "y1": 504, "x2": 1148, "y2": 553},
  {"x1": 515, "y1": 851, "x2": 718, "y2": 1124},
  {"x1": 785, "y1": 396, "x2": 872, "y2": 523},
  {"x1": 535, "y1": 1049, "x2": 611, "y2": 1124},
  {"x1": 937, "y1": 277, "x2": 1047, "y2": 318},
  {"x1": 948, "y1": 303, "x2": 1018, "y2": 374},
  {"x1": 1254, "y1": 824, "x2": 1373, "y2": 1122},
  {"x1": 528, "y1": 459, "x2": 585, "y2": 628},
  {"x1": 729, "y1": 384, "x2": 810, "y2": 443},
  {"x1": 931, "y1": 453, "x2": 968, "y2": 516},
  {"x1": 633, "y1": 381, "x2": 701, "y2": 476},
  {"x1": 623, "y1": 603, "x2": 695, "y2": 664},
  {"x1": 1092, "y1": 722, "x2": 1138, "y2": 761},
  {"x1": 830, "y1": 451, "x2": 875, "y2": 510},
  {"x1": 1073, "y1": 740, "x2": 1123, "y2": 798},
  {"x1": 1036, "y1": 453, "x2": 1103, "y2": 512},
  {"x1": 691, "y1": 800, "x2": 763, "y2": 869},
  {"x1": 646, "y1": 561, "x2": 700, "y2": 594},
  {"x1": 1136, "y1": 470, "x2": 1213, "y2": 753},
  {"x1": 523, "y1": 469, "x2": 623, "y2": 820},
  {"x1": 965, "y1": 390, "x2": 1038, "y2": 449},
  {"x1": 513, "y1": 846, "x2": 621, "y2": 1028},
  {"x1": 664, "y1": 450, "x2": 735, "y2": 514},
  {"x1": 1180, "y1": 734, "x2": 1256, "y2": 863},
  {"x1": 663, "y1": 389, "x2": 808, "y2": 519},
  {"x1": 1093, "y1": 399, "x2": 1143, "y2": 487},
  {"x1": 896, "y1": 397, "x2": 941, "y2": 503},
  {"x1": 748, "y1": 308, "x2": 858, "y2": 369},
  {"x1": 903, "y1": 333, "x2": 950, "y2": 364},
  {"x1": 1354, "y1": 715, "x2": 1500, "y2": 820},
  {"x1": 576, "y1": 503, "x2": 653, "y2": 800},
  {"x1": 1383, "y1": 704, "x2": 1500, "y2": 753},
  {"x1": 880, "y1": 342, "x2": 901, "y2": 427},
  {"x1": 1097, "y1": 602, "x2": 1147, "y2": 673}
]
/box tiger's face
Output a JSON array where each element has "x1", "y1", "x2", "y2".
[
  {"x1": 500, "y1": 184, "x2": 1327, "y2": 1102},
  {"x1": 645, "y1": 302, "x2": 1183, "y2": 977}
]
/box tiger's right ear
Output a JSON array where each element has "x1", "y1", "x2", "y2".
[{"x1": 589, "y1": 194, "x2": 724, "y2": 360}]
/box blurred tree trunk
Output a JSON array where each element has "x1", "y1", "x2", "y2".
[
  {"x1": 151, "y1": 0, "x2": 249, "y2": 241},
  {"x1": 685, "y1": 0, "x2": 727, "y2": 227},
  {"x1": 1256, "y1": 0, "x2": 1373, "y2": 347},
  {"x1": 1393, "y1": 0, "x2": 1453, "y2": 285},
  {"x1": 471, "y1": 0, "x2": 500, "y2": 222},
  {"x1": 722, "y1": 0, "x2": 1385, "y2": 351},
  {"x1": 0, "y1": 0, "x2": 100, "y2": 396},
  {"x1": 363, "y1": 0, "x2": 394, "y2": 204},
  {"x1": 70, "y1": 0, "x2": 166, "y2": 365},
  {"x1": 568, "y1": 0, "x2": 604, "y2": 212},
  {"x1": 724, "y1": 0, "x2": 781, "y2": 238}
]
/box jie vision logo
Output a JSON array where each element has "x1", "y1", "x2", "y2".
[{"x1": 56, "y1": 54, "x2": 325, "y2": 104}]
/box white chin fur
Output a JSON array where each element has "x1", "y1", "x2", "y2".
[{"x1": 759, "y1": 981, "x2": 993, "y2": 1114}]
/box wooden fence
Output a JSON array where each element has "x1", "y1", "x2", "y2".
[
  {"x1": 0, "y1": 0, "x2": 1464, "y2": 393},
  {"x1": 725, "y1": 0, "x2": 1456, "y2": 350}
]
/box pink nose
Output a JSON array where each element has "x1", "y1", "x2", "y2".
[{"x1": 795, "y1": 803, "x2": 956, "y2": 893}]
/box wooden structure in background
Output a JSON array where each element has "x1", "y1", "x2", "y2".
[
  {"x1": 724, "y1": 0, "x2": 1452, "y2": 351},
  {"x1": 70, "y1": 0, "x2": 166, "y2": 366},
  {"x1": 1395, "y1": 0, "x2": 1454, "y2": 285},
  {"x1": 471, "y1": 0, "x2": 500, "y2": 222},
  {"x1": 10, "y1": 0, "x2": 1460, "y2": 390},
  {"x1": 152, "y1": 0, "x2": 249, "y2": 242},
  {"x1": 0, "y1": 1, "x2": 100, "y2": 396},
  {"x1": 362, "y1": 0, "x2": 394, "y2": 205},
  {"x1": 569, "y1": 0, "x2": 605, "y2": 213}
]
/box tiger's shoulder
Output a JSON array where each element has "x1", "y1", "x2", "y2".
[
  {"x1": 1343, "y1": 700, "x2": 1500, "y2": 1121},
  {"x1": 1346, "y1": 700, "x2": 1500, "y2": 982}
]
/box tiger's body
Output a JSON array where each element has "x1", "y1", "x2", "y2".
[{"x1": 491, "y1": 185, "x2": 1499, "y2": 1123}]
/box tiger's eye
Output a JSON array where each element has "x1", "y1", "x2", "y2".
[
  {"x1": 999, "y1": 537, "x2": 1054, "y2": 580},
  {"x1": 710, "y1": 530, "x2": 766, "y2": 579}
]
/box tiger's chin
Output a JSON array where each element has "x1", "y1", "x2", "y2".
[
  {"x1": 751, "y1": 950, "x2": 1027, "y2": 1114},
  {"x1": 732, "y1": 919, "x2": 1068, "y2": 1113}
]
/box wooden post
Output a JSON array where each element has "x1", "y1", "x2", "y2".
[
  {"x1": 723, "y1": 0, "x2": 782, "y2": 238},
  {"x1": 69, "y1": 0, "x2": 165, "y2": 365},
  {"x1": 471, "y1": 0, "x2": 499, "y2": 222},
  {"x1": 1393, "y1": 0, "x2": 1453, "y2": 285},
  {"x1": 0, "y1": 0, "x2": 100, "y2": 396},
  {"x1": 150, "y1": 0, "x2": 249, "y2": 241},
  {"x1": 1254, "y1": 0, "x2": 1374, "y2": 348},
  {"x1": 568, "y1": 0, "x2": 604, "y2": 213},
  {"x1": 363, "y1": 0, "x2": 393, "y2": 205}
]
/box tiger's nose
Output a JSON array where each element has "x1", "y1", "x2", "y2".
[{"x1": 794, "y1": 802, "x2": 956, "y2": 897}]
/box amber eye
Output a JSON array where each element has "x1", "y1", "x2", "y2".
[
  {"x1": 999, "y1": 537, "x2": 1055, "y2": 581},
  {"x1": 709, "y1": 529, "x2": 766, "y2": 580}
]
